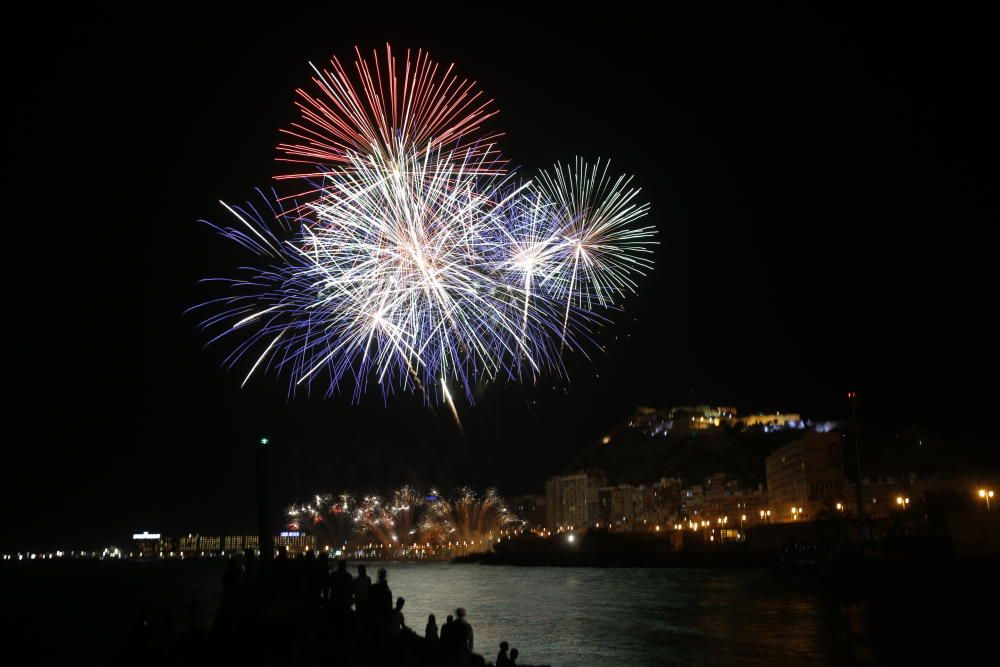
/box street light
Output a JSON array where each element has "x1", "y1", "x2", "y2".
[
  {"x1": 895, "y1": 496, "x2": 910, "y2": 509},
  {"x1": 979, "y1": 488, "x2": 994, "y2": 511}
]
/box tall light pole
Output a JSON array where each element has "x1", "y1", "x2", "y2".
[
  {"x1": 849, "y1": 392, "x2": 865, "y2": 522},
  {"x1": 256, "y1": 436, "x2": 274, "y2": 579}
]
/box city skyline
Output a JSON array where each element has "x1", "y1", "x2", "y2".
[{"x1": 7, "y1": 398, "x2": 995, "y2": 556}]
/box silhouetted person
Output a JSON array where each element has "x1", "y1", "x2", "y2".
[
  {"x1": 222, "y1": 555, "x2": 244, "y2": 600},
  {"x1": 353, "y1": 564, "x2": 371, "y2": 616},
  {"x1": 329, "y1": 559, "x2": 354, "y2": 612},
  {"x1": 273, "y1": 546, "x2": 290, "y2": 591},
  {"x1": 454, "y1": 607, "x2": 474, "y2": 653},
  {"x1": 425, "y1": 614, "x2": 439, "y2": 641},
  {"x1": 509, "y1": 647, "x2": 519, "y2": 665},
  {"x1": 313, "y1": 551, "x2": 330, "y2": 600},
  {"x1": 441, "y1": 614, "x2": 455, "y2": 645},
  {"x1": 496, "y1": 641, "x2": 511, "y2": 667},
  {"x1": 370, "y1": 567, "x2": 393, "y2": 617},
  {"x1": 243, "y1": 548, "x2": 258, "y2": 586},
  {"x1": 389, "y1": 596, "x2": 408, "y2": 639}
]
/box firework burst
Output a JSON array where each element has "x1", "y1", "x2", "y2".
[
  {"x1": 287, "y1": 492, "x2": 355, "y2": 546},
  {"x1": 351, "y1": 486, "x2": 439, "y2": 547},
  {"x1": 532, "y1": 158, "x2": 657, "y2": 344},
  {"x1": 426, "y1": 487, "x2": 521, "y2": 554},
  {"x1": 194, "y1": 46, "x2": 655, "y2": 404},
  {"x1": 290, "y1": 486, "x2": 523, "y2": 556}
]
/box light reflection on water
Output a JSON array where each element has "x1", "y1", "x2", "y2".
[{"x1": 375, "y1": 563, "x2": 844, "y2": 666}]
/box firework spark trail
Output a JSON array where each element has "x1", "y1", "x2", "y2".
[
  {"x1": 194, "y1": 47, "x2": 656, "y2": 406},
  {"x1": 532, "y1": 158, "x2": 657, "y2": 346},
  {"x1": 440, "y1": 379, "x2": 465, "y2": 436},
  {"x1": 277, "y1": 44, "x2": 504, "y2": 195}
]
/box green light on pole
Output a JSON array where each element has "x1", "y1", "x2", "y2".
[{"x1": 259, "y1": 437, "x2": 269, "y2": 447}]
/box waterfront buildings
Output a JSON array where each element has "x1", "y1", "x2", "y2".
[
  {"x1": 223, "y1": 535, "x2": 260, "y2": 552},
  {"x1": 131, "y1": 531, "x2": 170, "y2": 558},
  {"x1": 275, "y1": 531, "x2": 317, "y2": 555},
  {"x1": 546, "y1": 470, "x2": 768, "y2": 531},
  {"x1": 178, "y1": 534, "x2": 222, "y2": 555},
  {"x1": 765, "y1": 431, "x2": 848, "y2": 522},
  {"x1": 545, "y1": 470, "x2": 606, "y2": 529}
]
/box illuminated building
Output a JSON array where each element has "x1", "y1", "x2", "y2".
[
  {"x1": 544, "y1": 470, "x2": 606, "y2": 530},
  {"x1": 765, "y1": 432, "x2": 847, "y2": 522},
  {"x1": 680, "y1": 485, "x2": 704, "y2": 517},
  {"x1": 275, "y1": 531, "x2": 316, "y2": 555},
  {"x1": 651, "y1": 477, "x2": 683, "y2": 518},
  {"x1": 595, "y1": 487, "x2": 614, "y2": 524},
  {"x1": 625, "y1": 404, "x2": 832, "y2": 437},
  {"x1": 545, "y1": 471, "x2": 603, "y2": 530},
  {"x1": 178, "y1": 534, "x2": 222, "y2": 555},
  {"x1": 607, "y1": 484, "x2": 647, "y2": 526},
  {"x1": 545, "y1": 473, "x2": 588, "y2": 530},
  {"x1": 585, "y1": 469, "x2": 607, "y2": 524},
  {"x1": 740, "y1": 412, "x2": 802, "y2": 429},
  {"x1": 131, "y1": 531, "x2": 162, "y2": 558},
  {"x1": 628, "y1": 405, "x2": 740, "y2": 436},
  {"x1": 223, "y1": 535, "x2": 260, "y2": 552},
  {"x1": 178, "y1": 534, "x2": 197, "y2": 553},
  {"x1": 702, "y1": 474, "x2": 768, "y2": 524}
]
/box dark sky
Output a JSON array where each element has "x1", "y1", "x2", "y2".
[{"x1": 4, "y1": 10, "x2": 997, "y2": 550}]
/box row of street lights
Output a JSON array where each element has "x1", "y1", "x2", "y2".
[{"x1": 571, "y1": 488, "x2": 993, "y2": 538}]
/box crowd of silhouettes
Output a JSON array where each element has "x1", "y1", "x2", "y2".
[{"x1": 117, "y1": 548, "x2": 538, "y2": 666}]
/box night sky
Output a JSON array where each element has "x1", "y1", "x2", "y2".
[{"x1": 5, "y1": 10, "x2": 997, "y2": 550}]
